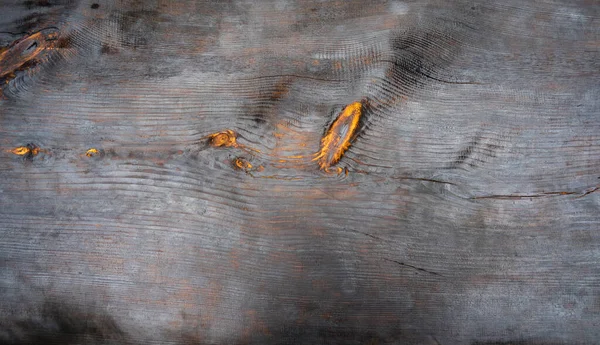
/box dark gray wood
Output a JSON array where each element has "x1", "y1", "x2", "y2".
[{"x1": 0, "y1": 0, "x2": 598, "y2": 344}]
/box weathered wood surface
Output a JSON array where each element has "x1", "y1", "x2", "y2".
[{"x1": 0, "y1": 0, "x2": 599, "y2": 344}]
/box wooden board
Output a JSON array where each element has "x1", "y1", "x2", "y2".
[{"x1": 1, "y1": 0, "x2": 599, "y2": 344}]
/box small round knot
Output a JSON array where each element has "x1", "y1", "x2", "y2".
[
  {"x1": 85, "y1": 148, "x2": 100, "y2": 157},
  {"x1": 233, "y1": 157, "x2": 253, "y2": 172},
  {"x1": 209, "y1": 130, "x2": 237, "y2": 148}
]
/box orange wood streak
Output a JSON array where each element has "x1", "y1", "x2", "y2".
[{"x1": 315, "y1": 101, "x2": 362, "y2": 170}]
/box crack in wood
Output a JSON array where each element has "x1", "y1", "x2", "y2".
[
  {"x1": 341, "y1": 228, "x2": 384, "y2": 241},
  {"x1": 384, "y1": 258, "x2": 443, "y2": 277},
  {"x1": 389, "y1": 176, "x2": 456, "y2": 185},
  {"x1": 471, "y1": 187, "x2": 599, "y2": 200}
]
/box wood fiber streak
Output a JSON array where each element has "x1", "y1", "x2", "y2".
[{"x1": 0, "y1": 0, "x2": 599, "y2": 344}]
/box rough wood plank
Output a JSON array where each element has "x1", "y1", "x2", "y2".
[{"x1": 0, "y1": 0, "x2": 598, "y2": 344}]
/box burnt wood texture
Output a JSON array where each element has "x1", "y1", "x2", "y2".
[{"x1": 1, "y1": 0, "x2": 599, "y2": 344}]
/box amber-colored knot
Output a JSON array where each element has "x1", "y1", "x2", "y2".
[
  {"x1": 315, "y1": 101, "x2": 362, "y2": 170},
  {"x1": 85, "y1": 148, "x2": 99, "y2": 157},
  {"x1": 11, "y1": 146, "x2": 31, "y2": 155},
  {"x1": 323, "y1": 166, "x2": 344, "y2": 175},
  {"x1": 209, "y1": 130, "x2": 237, "y2": 148},
  {"x1": 10, "y1": 144, "x2": 40, "y2": 157},
  {"x1": 233, "y1": 157, "x2": 253, "y2": 172}
]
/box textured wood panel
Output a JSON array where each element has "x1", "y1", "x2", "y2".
[{"x1": 0, "y1": 0, "x2": 599, "y2": 344}]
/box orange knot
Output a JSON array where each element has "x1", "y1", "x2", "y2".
[
  {"x1": 10, "y1": 144, "x2": 40, "y2": 157},
  {"x1": 85, "y1": 148, "x2": 99, "y2": 157},
  {"x1": 233, "y1": 157, "x2": 253, "y2": 172},
  {"x1": 315, "y1": 101, "x2": 362, "y2": 170},
  {"x1": 209, "y1": 130, "x2": 237, "y2": 148},
  {"x1": 11, "y1": 146, "x2": 31, "y2": 155},
  {"x1": 323, "y1": 166, "x2": 344, "y2": 175}
]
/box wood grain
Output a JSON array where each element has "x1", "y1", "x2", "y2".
[{"x1": 0, "y1": 0, "x2": 598, "y2": 344}]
